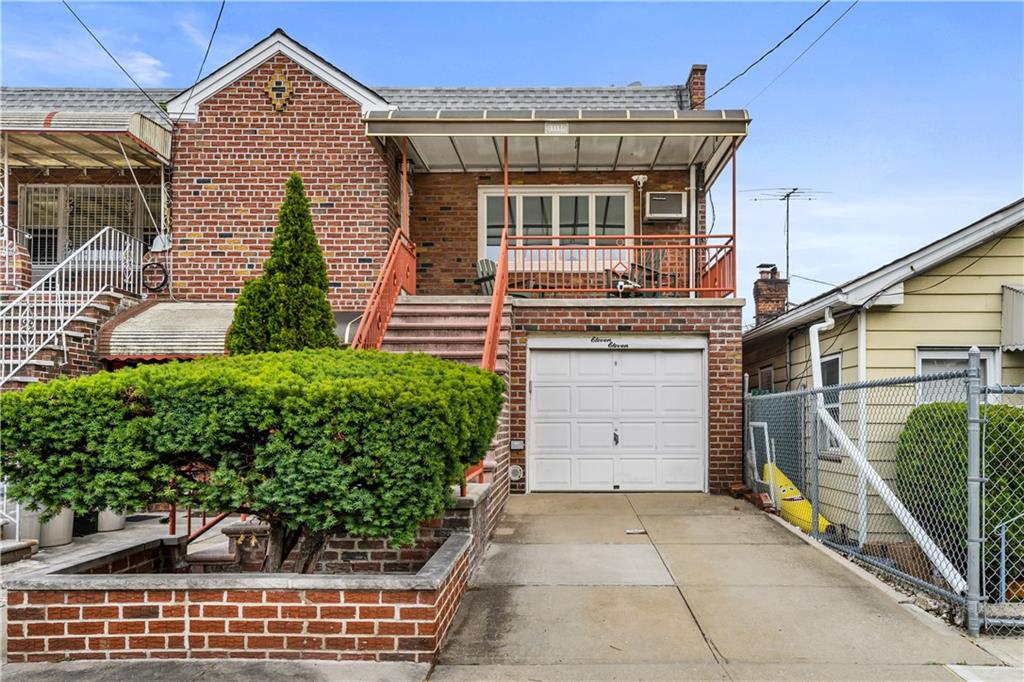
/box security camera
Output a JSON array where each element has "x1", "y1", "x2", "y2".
[{"x1": 631, "y1": 175, "x2": 648, "y2": 189}]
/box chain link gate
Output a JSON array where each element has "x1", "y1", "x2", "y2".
[{"x1": 745, "y1": 349, "x2": 1024, "y2": 636}]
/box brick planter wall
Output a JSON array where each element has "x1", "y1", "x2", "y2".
[
  {"x1": 506, "y1": 299, "x2": 744, "y2": 494},
  {"x1": 6, "y1": 534, "x2": 471, "y2": 664}
]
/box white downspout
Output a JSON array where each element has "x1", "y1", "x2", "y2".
[
  {"x1": 856, "y1": 309, "x2": 868, "y2": 548},
  {"x1": 808, "y1": 307, "x2": 967, "y2": 593}
]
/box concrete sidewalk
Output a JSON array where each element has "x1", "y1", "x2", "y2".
[{"x1": 432, "y1": 492, "x2": 1013, "y2": 681}]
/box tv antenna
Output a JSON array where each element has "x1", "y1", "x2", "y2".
[{"x1": 744, "y1": 187, "x2": 830, "y2": 281}]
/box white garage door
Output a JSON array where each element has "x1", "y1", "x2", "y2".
[{"x1": 529, "y1": 347, "x2": 706, "y2": 491}]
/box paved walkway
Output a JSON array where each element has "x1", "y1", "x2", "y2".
[{"x1": 432, "y1": 493, "x2": 1011, "y2": 681}]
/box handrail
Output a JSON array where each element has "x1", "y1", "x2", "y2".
[
  {"x1": 351, "y1": 229, "x2": 416, "y2": 350},
  {"x1": 503, "y1": 232, "x2": 736, "y2": 297},
  {"x1": 0, "y1": 226, "x2": 144, "y2": 385},
  {"x1": 481, "y1": 226, "x2": 509, "y2": 372}
]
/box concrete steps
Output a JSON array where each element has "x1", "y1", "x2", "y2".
[{"x1": 380, "y1": 296, "x2": 510, "y2": 372}]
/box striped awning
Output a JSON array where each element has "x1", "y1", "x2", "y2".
[{"x1": 1003, "y1": 285, "x2": 1024, "y2": 352}]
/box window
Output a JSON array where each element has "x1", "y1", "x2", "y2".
[
  {"x1": 480, "y1": 186, "x2": 632, "y2": 261},
  {"x1": 818, "y1": 354, "x2": 842, "y2": 456},
  {"x1": 19, "y1": 185, "x2": 161, "y2": 266},
  {"x1": 758, "y1": 365, "x2": 774, "y2": 393},
  {"x1": 917, "y1": 347, "x2": 999, "y2": 404}
]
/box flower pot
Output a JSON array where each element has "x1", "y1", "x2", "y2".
[
  {"x1": 39, "y1": 508, "x2": 74, "y2": 548},
  {"x1": 97, "y1": 509, "x2": 127, "y2": 532},
  {"x1": 16, "y1": 506, "x2": 42, "y2": 543}
]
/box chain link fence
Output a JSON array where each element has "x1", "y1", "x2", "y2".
[{"x1": 745, "y1": 352, "x2": 1024, "y2": 637}]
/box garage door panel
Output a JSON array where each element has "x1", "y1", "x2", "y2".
[
  {"x1": 577, "y1": 352, "x2": 615, "y2": 376},
  {"x1": 617, "y1": 459, "x2": 658, "y2": 488},
  {"x1": 577, "y1": 385, "x2": 614, "y2": 413},
  {"x1": 661, "y1": 421, "x2": 704, "y2": 452},
  {"x1": 533, "y1": 352, "x2": 572, "y2": 377},
  {"x1": 576, "y1": 458, "x2": 615, "y2": 488},
  {"x1": 534, "y1": 421, "x2": 573, "y2": 450},
  {"x1": 577, "y1": 421, "x2": 615, "y2": 449},
  {"x1": 660, "y1": 351, "x2": 702, "y2": 379},
  {"x1": 617, "y1": 352, "x2": 657, "y2": 377},
  {"x1": 661, "y1": 458, "x2": 704, "y2": 488},
  {"x1": 534, "y1": 385, "x2": 572, "y2": 413},
  {"x1": 617, "y1": 420, "x2": 658, "y2": 449},
  {"x1": 660, "y1": 385, "x2": 703, "y2": 416},
  {"x1": 529, "y1": 346, "x2": 706, "y2": 492},
  {"x1": 532, "y1": 458, "x2": 572, "y2": 489},
  {"x1": 619, "y1": 385, "x2": 657, "y2": 414}
]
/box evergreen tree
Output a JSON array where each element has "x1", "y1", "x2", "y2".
[{"x1": 226, "y1": 173, "x2": 338, "y2": 353}]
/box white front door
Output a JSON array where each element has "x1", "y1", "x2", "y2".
[{"x1": 528, "y1": 347, "x2": 706, "y2": 491}]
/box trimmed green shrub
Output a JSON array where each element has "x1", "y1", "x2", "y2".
[
  {"x1": 0, "y1": 350, "x2": 504, "y2": 571},
  {"x1": 226, "y1": 173, "x2": 338, "y2": 354},
  {"x1": 897, "y1": 402, "x2": 1024, "y2": 595}
]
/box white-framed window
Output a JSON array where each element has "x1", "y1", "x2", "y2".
[
  {"x1": 916, "y1": 347, "x2": 1000, "y2": 404},
  {"x1": 818, "y1": 353, "x2": 842, "y2": 457},
  {"x1": 758, "y1": 364, "x2": 774, "y2": 393},
  {"x1": 478, "y1": 185, "x2": 633, "y2": 262}
]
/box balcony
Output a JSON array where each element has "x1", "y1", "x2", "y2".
[{"x1": 497, "y1": 232, "x2": 735, "y2": 298}]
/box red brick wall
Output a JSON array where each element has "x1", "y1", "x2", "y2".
[
  {"x1": 410, "y1": 170, "x2": 702, "y2": 296},
  {"x1": 6, "y1": 563, "x2": 468, "y2": 663},
  {"x1": 507, "y1": 303, "x2": 743, "y2": 493},
  {"x1": 168, "y1": 53, "x2": 395, "y2": 311}
]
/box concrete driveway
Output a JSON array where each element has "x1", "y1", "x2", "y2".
[{"x1": 431, "y1": 493, "x2": 1002, "y2": 681}]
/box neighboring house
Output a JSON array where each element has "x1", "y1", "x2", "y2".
[
  {"x1": 744, "y1": 198, "x2": 1024, "y2": 393},
  {"x1": 0, "y1": 29, "x2": 749, "y2": 497},
  {"x1": 742, "y1": 199, "x2": 1024, "y2": 538}
]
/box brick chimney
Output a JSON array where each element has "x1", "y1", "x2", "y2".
[
  {"x1": 753, "y1": 263, "x2": 789, "y2": 326},
  {"x1": 687, "y1": 64, "x2": 707, "y2": 110}
]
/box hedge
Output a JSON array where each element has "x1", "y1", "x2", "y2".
[
  {"x1": 0, "y1": 350, "x2": 505, "y2": 550},
  {"x1": 897, "y1": 402, "x2": 1024, "y2": 594}
]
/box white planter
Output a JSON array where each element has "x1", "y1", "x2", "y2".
[
  {"x1": 17, "y1": 506, "x2": 42, "y2": 543},
  {"x1": 97, "y1": 509, "x2": 127, "y2": 532},
  {"x1": 39, "y1": 508, "x2": 74, "y2": 547}
]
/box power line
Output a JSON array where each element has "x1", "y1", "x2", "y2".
[
  {"x1": 791, "y1": 273, "x2": 838, "y2": 287},
  {"x1": 61, "y1": 1, "x2": 173, "y2": 124},
  {"x1": 175, "y1": 0, "x2": 227, "y2": 125},
  {"x1": 746, "y1": 1, "x2": 861, "y2": 107},
  {"x1": 705, "y1": 0, "x2": 832, "y2": 103}
]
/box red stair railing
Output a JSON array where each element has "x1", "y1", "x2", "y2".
[{"x1": 351, "y1": 229, "x2": 416, "y2": 350}]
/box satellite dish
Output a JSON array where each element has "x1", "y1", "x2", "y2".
[{"x1": 150, "y1": 234, "x2": 172, "y2": 252}]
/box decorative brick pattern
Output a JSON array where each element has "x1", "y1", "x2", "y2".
[
  {"x1": 5, "y1": 571, "x2": 468, "y2": 664},
  {"x1": 168, "y1": 53, "x2": 398, "y2": 311},
  {"x1": 506, "y1": 303, "x2": 743, "y2": 493}
]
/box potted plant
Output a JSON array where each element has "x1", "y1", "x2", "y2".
[{"x1": 39, "y1": 507, "x2": 74, "y2": 547}]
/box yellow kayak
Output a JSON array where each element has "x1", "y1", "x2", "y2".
[{"x1": 763, "y1": 463, "x2": 831, "y2": 535}]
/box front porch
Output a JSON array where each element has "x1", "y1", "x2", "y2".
[{"x1": 0, "y1": 111, "x2": 170, "y2": 286}]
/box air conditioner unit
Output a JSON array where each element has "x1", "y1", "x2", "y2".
[{"x1": 645, "y1": 191, "x2": 687, "y2": 220}]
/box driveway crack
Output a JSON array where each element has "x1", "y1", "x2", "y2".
[{"x1": 625, "y1": 494, "x2": 730, "y2": 669}]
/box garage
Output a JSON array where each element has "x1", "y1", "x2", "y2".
[{"x1": 528, "y1": 337, "x2": 707, "y2": 492}]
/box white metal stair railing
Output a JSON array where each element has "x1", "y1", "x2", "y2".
[{"x1": 0, "y1": 226, "x2": 144, "y2": 386}]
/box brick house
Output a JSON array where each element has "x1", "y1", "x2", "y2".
[{"x1": 0, "y1": 29, "x2": 749, "y2": 496}]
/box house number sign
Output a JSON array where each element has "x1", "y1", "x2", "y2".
[{"x1": 590, "y1": 336, "x2": 630, "y2": 349}]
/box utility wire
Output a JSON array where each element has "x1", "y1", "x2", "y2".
[
  {"x1": 705, "y1": 0, "x2": 832, "y2": 103},
  {"x1": 61, "y1": 0, "x2": 173, "y2": 124},
  {"x1": 175, "y1": 0, "x2": 227, "y2": 125},
  {"x1": 746, "y1": 1, "x2": 861, "y2": 107},
  {"x1": 791, "y1": 273, "x2": 838, "y2": 287}
]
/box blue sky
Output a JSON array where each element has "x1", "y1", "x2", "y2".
[{"x1": 2, "y1": 2, "x2": 1022, "y2": 320}]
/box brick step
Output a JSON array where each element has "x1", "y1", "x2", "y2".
[{"x1": 380, "y1": 338, "x2": 488, "y2": 354}]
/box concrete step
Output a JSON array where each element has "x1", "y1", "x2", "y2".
[
  {"x1": 1, "y1": 538, "x2": 39, "y2": 565},
  {"x1": 380, "y1": 338, "x2": 487, "y2": 354}
]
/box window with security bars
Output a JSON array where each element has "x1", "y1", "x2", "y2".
[{"x1": 18, "y1": 185, "x2": 161, "y2": 265}]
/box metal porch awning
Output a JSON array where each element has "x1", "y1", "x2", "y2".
[
  {"x1": 365, "y1": 108, "x2": 748, "y2": 184},
  {"x1": 0, "y1": 111, "x2": 171, "y2": 169}
]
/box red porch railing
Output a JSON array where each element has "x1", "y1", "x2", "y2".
[
  {"x1": 351, "y1": 229, "x2": 416, "y2": 350},
  {"x1": 502, "y1": 233, "x2": 735, "y2": 298}
]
